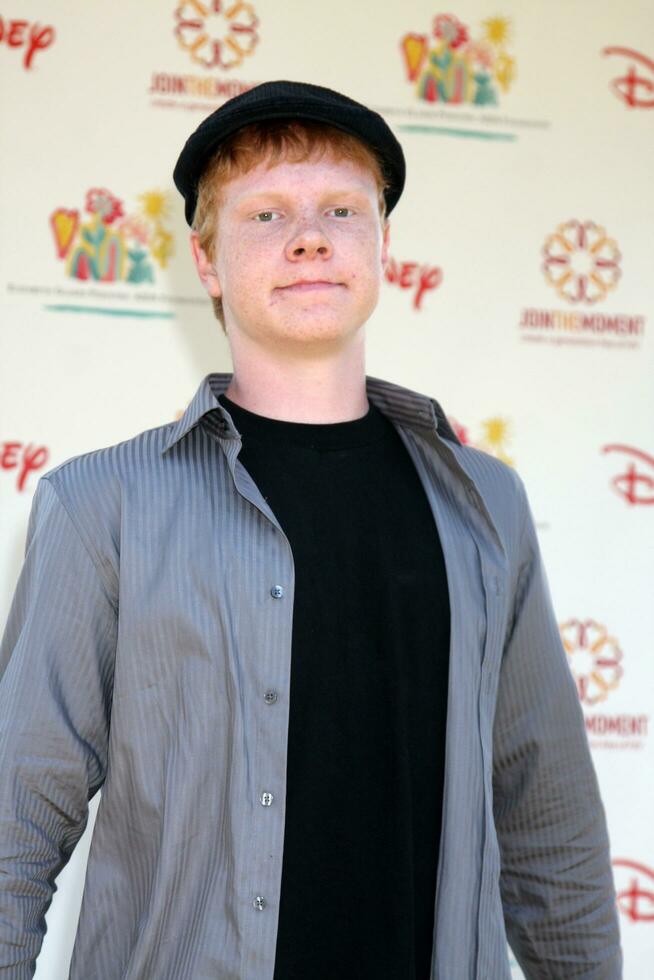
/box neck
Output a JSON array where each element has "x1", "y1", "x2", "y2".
[{"x1": 223, "y1": 326, "x2": 370, "y2": 424}]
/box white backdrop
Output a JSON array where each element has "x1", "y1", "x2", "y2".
[{"x1": 1, "y1": 1, "x2": 652, "y2": 976}]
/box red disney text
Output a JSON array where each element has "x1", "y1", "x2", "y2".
[
  {"x1": 384, "y1": 257, "x2": 443, "y2": 310},
  {"x1": 1, "y1": 442, "x2": 49, "y2": 492},
  {"x1": 602, "y1": 47, "x2": 654, "y2": 109},
  {"x1": 0, "y1": 16, "x2": 55, "y2": 70},
  {"x1": 602, "y1": 444, "x2": 654, "y2": 506},
  {"x1": 613, "y1": 859, "x2": 654, "y2": 923}
]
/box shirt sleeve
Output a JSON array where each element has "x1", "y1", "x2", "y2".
[
  {"x1": 492, "y1": 476, "x2": 623, "y2": 979},
  {"x1": 0, "y1": 477, "x2": 118, "y2": 977}
]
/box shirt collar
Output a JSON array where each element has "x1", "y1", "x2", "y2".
[{"x1": 161, "y1": 372, "x2": 460, "y2": 455}]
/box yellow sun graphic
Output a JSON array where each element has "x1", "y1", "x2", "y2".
[
  {"x1": 478, "y1": 417, "x2": 514, "y2": 467},
  {"x1": 138, "y1": 190, "x2": 169, "y2": 222},
  {"x1": 482, "y1": 16, "x2": 511, "y2": 48},
  {"x1": 481, "y1": 416, "x2": 509, "y2": 445}
]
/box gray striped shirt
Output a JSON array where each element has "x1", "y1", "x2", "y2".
[{"x1": 0, "y1": 372, "x2": 622, "y2": 979}]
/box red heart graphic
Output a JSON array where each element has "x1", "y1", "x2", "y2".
[{"x1": 50, "y1": 208, "x2": 80, "y2": 259}]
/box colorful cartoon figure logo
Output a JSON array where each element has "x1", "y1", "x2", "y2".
[
  {"x1": 49, "y1": 189, "x2": 174, "y2": 284},
  {"x1": 400, "y1": 13, "x2": 515, "y2": 105},
  {"x1": 174, "y1": 0, "x2": 259, "y2": 70},
  {"x1": 449, "y1": 416, "x2": 515, "y2": 467},
  {"x1": 542, "y1": 220, "x2": 621, "y2": 305},
  {"x1": 559, "y1": 618, "x2": 623, "y2": 706}
]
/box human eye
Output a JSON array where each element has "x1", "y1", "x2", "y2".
[
  {"x1": 252, "y1": 210, "x2": 282, "y2": 222},
  {"x1": 327, "y1": 207, "x2": 355, "y2": 218}
]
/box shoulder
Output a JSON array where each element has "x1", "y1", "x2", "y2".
[
  {"x1": 41, "y1": 417, "x2": 175, "y2": 501},
  {"x1": 427, "y1": 389, "x2": 528, "y2": 524},
  {"x1": 443, "y1": 437, "x2": 531, "y2": 558},
  {"x1": 447, "y1": 436, "x2": 526, "y2": 507},
  {"x1": 31, "y1": 418, "x2": 177, "y2": 595}
]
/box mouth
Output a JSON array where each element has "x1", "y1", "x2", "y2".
[{"x1": 277, "y1": 280, "x2": 344, "y2": 294}]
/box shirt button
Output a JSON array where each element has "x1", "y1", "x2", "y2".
[
  {"x1": 253, "y1": 895, "x2": 266, "y2": 911},
  {"x1": 270, "y1": 584, "x2": 284, "y2": 598},
  {"x1": 260, "y1": 791, "x2": 274, "y2": 806},
  {"x1": 264, "y1": 690, "x2": 278, "y2": 704}
]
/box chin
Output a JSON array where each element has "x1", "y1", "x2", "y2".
[{"x1": 271, "y1": 314, "x2": 362, "y2": 342}]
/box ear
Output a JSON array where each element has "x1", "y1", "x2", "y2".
[
  {"x1": 381, "y1": 220, "x2": 390, "y2": 268},
  {"x1": 190, "y1": 231, "x2": 222, "y2": 299}
]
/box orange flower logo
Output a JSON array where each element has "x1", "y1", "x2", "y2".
[
  {"x1": 559, "y1": 618, "x2": 624, "y2": 705},
  {"x1": 542, "y1": 219, "x2": 621, "y2": 305},
  {"x1": 174, "y1": 0, "x2": 259, "y2": 70}
]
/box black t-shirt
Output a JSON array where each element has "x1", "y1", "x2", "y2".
[{"x1": 218, "y1": 391, "x2": 451, "y2": 980}]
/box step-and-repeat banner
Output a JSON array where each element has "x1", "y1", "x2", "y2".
[{"x1": 1, "y1": 2, "x2": 652, "y2": 976}]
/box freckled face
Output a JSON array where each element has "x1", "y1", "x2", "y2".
[{"x1": 207, "y1": 154, "x2": 390, "y2": 349}]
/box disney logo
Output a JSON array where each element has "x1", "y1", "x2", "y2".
[
  {"x1": 602, "y1": 46, "x2": 654, "y2": 108},
  {"x1": 613, "y1": 859, "x2": 654, "y2": 923},
  {"x1": 602, "y1": 444, "x2": 654, "y2": 506}
]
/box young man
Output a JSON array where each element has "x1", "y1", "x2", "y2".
[{"x1": 0, "y1": 81, "x2": 621, "y2": 979}]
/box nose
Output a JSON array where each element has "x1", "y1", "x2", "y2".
[{"x1": 285, "y1": 219, "x2": 333, "y2": 261}]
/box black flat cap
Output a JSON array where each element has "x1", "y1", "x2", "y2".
[{"x1": 173, "y1": 79, "x2": 406, "y2": 226}]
